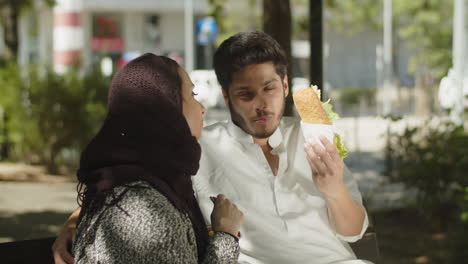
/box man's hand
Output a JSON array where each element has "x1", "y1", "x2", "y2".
[
  {"x1": 52, "y1": 208, "x2": 80, "y2": 264},
  {"x1": 304, "y1": 136, "x2": 366, "y2": 237},
  {"x1": 304, "y1": 136, "x2": 347, "y2": 200}
]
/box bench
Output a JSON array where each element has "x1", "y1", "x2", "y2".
[{"x1": 0, "y1": 231, "x2": 379, "y2": 263}]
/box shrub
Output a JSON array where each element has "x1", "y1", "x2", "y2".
[
  {"x1": 24, "y1": 67, "x2": 109, "y2": 173},
  {"x1": 384, "y1": 118, "x2": 468, "y2": 230},
  {"x1": 338, "y1": 87, "x2": 377, "y2": 108},
  {"x1": 0, "y1": 62, "x2": 109, "y2": 174}
]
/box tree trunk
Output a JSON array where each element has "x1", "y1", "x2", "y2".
[
  {"x1": 263, "y1": 0, "x2": 293, "y2": 116},
  {"x1": 0, "y1": 1, "x2": 21, "y2": 58},
  {"x1": 1, "y1": 112, "x2": 10, "y2": 160},
  {"x1": 46, "y1": 146, "x2": 59, "y2": 175},
  {"x1": 414, "y1": 64, "x2": 431, "y2": 117},
  {"x1": 309, "y1": 0, "x2": 323, "y2": 99}
]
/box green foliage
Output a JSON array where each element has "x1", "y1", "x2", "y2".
[
  {"x1": 384, "y1": 119, "x2": 468, "y2": 229},
  {"x1": 448, "y1": 186, "x2": 468, "y2": 262},
  {"x1": 325, "y1": 0, "x2": 453, "y2": 79},
  {"x1": 461, "y1": 186, "x2": 468, "y2": 223},
  {"x1": 207, "y1": 0, "x2": 261, "y2": 46},
  {"x1": 394, "y1": 0, "x2": 453, "y2": 79},
  {"x1": 25, "y1": 67, "x2": 108, "y2": 173},
  {"x1": 0, "y1": 60, "x2": 28, "y2": 156},
  {"x1": 337, "y1": 87, "x2": 376, "y2": 108},
  {"x1": 325, "y1": 0, "x2": 382, "y2": 33},
  {"x1": 0, "y1": 63, "x2": 109, "y2": 173}
]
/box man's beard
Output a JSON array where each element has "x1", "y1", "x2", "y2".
[{"x1": 228, "y1": 97, "x2": 285, "y2": 139}]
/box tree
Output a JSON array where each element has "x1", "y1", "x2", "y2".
[
  {"x1": 25, "y1": 67, "x2": 108, "y2": 173},
  {"x1": 263, "y1": 0, "x2": 293, "y2": 115},
  {"x1": 0, "y1": 0, "x2": 55, "y2": 58},
  {"x1": 208, "y1": 0, "x2": 261, "y2": 46},
  {"x1": 0, "y1": 0, "x2": 55, "y2": 160},
  {"x1": 394, "y1": 0, "x2": 453, "y2": 116},
  {"x1": 0, "y1": 61, "x2": 24, "y2": 160}
]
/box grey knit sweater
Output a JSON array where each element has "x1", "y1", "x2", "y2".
[{"x1": 73, "y1": 181, "x2": 240, "y2": 263}]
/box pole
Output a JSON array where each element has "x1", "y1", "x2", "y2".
[
  {"x1": 309, "y1": 0, "x2": 323, "y2": 99},
  {"x1": 382, "y1": 0, "x2": 393, "y2": 115},
  {"x1": 452, "y1": 0, "x2": 466, "y2": 126},
  {"x1": 184, "y1": 0, "x2": 194, "y2": 72}
]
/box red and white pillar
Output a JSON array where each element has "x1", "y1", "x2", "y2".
[{"x1": 53, "y1": 0, "x2": 83, "y2": 73}]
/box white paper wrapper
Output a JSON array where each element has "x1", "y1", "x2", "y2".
[{"x1": 300, "y1": 121, "x2": 334, "y2": 149}]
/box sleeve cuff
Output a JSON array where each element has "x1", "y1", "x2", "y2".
[
  {"x1": 214, "y1": 231, "x2": 239, "y2": 243},
  {"x1": 336, "y1": 210, "x2": 369, "y2": 243}
]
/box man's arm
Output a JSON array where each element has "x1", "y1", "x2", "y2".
[
  {"x1": 304, "y1": 136, "x2": 366, "y2": 238},
  {"x1": 52, "y1": 207, "x2": 81, "y2": 264},
  {"x1": 324, "y1": 186, "x2": 366, "y2": 237}
]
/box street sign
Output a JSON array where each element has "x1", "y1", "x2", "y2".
[{"x1": 196, "y1": 16, "x2": 218, "y2": 45}]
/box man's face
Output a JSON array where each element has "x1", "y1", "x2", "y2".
[{"x1": 223, "y1": 62, "x2": 289, "y2": 139}]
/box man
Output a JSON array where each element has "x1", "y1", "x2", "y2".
[
  {"x1": 194, "y1": 31, "x2": 369, "y2": 264},
  {"x1": 53, "y1": 31, "x2": 370, "y2": 264}
]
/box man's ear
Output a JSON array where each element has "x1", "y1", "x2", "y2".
[
  {"x1": 222, "y1": 88, "x2": 229, "y2": 107},
  {"x1": 283, "y1": 74, "x2": 289, "y2": 97}
]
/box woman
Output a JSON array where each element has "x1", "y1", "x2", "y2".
[{"x1": 72, "y1": 53, "x2": 243, "y2": 263}]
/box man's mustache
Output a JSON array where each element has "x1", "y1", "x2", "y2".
[{"x1": 253, "y1": 111, "x2": 274, "y2": 120}]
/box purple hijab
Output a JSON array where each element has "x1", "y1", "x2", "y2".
[{"x1": 76, "y1": 53, "x2": 208, "y2": 261}]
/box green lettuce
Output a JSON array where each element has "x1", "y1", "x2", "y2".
[
  {"x1": 321, "y1": 100, "x2": 348, "y2": 158},
  {"x1": 321, "y1": 99, "x2": 339, "y2": 122},
  {"x1": 333, "y1": 133, "x2": 348, "y2": 158}
]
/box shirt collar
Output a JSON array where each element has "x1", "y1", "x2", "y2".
[{"x1": 226, "y1": 119, "x2": 283, "y2": 149}]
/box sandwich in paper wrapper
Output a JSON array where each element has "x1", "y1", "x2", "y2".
[{"x1": 293, "y1": 85, "x2": 348, "y2": 158}]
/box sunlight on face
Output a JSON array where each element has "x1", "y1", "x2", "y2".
[
  {"x1": 179, "y1": 67, "x2": 206, "y2": 139},
  {"x1": 224, "y1": 62, "x2": 288, "y2": 139}
]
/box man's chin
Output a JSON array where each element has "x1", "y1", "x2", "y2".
[
  {"x1": 248, "y1": 124, "x2": 277, "y2": 139},
  {"x1": 251, "y1": 131, "x2": 274, "y2": 139}
]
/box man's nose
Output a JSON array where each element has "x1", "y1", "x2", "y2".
[{"x1": 254, "y1": 93, "x2": 268, "y2": 110}]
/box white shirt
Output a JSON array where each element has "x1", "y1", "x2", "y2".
[{"x1": 194, "y1": 117, "x2": 370, "y2": 264}]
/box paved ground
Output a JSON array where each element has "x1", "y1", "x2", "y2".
[
  {"x1": 0, "y1": 112, "x2": 416, "y2": 242},
  {"x1": 0, "y1": 182, "x2": 77, "y2": 242}
]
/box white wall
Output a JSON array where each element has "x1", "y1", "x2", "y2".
[
  {"x1": 38, "y1": 6, "x2": 54, "y2": 67},
  {"x1": 123, "y1": 13, "x2": 145, "y2": 53},
  {"x1": 83, "y1": 0, "x2": 207, "y2": 13},
  {"x1": 159, "y1": 12, "x2": 186, "y2": 53}
]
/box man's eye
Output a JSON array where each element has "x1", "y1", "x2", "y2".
[{"x1": 192, "y1": 92, "x2": 198, "y2": 96}]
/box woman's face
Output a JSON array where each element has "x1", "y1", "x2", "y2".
[{"x1": 179, "y1": 67, "x2": 206, "y2": 139}]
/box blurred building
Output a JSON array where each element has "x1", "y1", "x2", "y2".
[
  {"x1": 2, "y1": 0, "x2": 207, "y2": 73},
  {"x1": 292, "y1": 32, "x2": 414, "y2": 91}
]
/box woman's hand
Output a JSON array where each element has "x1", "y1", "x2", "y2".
[
  {"x1": 52, "y1": 209, "x2": 80, "y2": 264},
  {"x1": 210, "y1": 194, "x2": 243, "y2": 237}
]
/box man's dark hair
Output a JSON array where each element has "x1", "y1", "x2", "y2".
[{"x1": 213, "y1": 31, "x2": 288, "y2": 93}]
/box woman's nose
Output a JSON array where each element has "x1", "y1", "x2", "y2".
[{"x1": 200, "y1": 102, "x2": 206, "y2": 115}]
